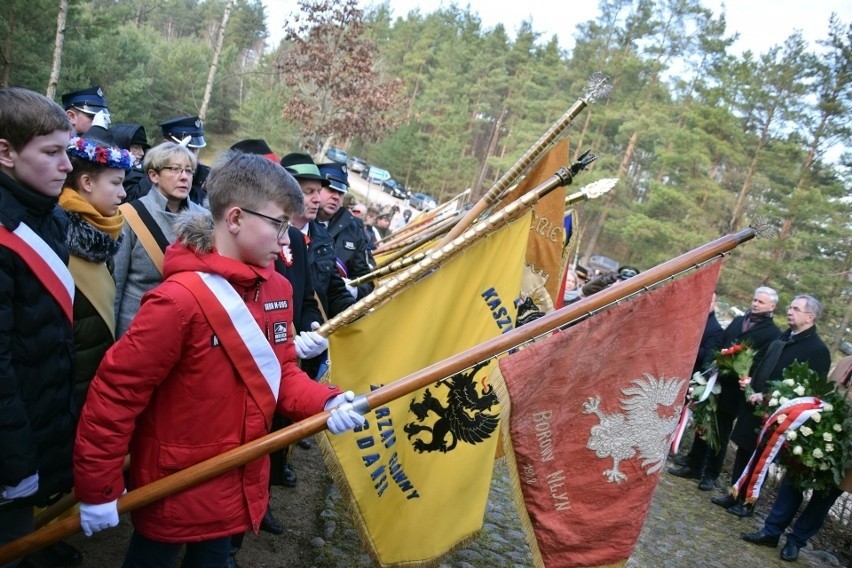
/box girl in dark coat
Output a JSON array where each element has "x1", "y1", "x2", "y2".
[{"x1": 59, "y1": 127, "x2": 132, "y2": 412}]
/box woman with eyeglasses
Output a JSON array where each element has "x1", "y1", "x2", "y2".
[{"x1": 112, "y1": 142, "x2": 207, "y2": 337}]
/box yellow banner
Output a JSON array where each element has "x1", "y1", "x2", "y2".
[{"x1": 324, "y1": 213, "x2": 531, "y2": 566}]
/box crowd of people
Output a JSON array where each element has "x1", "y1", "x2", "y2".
[
  {"x1": 667, "y1": 286, "x2": 849, "y2": 563},
  {"x1": 0, "y1": 86, "x2": 378, "y2": 568},
  {"x1": 0, "y1": 82, "x2": 849, "y2": 568}
]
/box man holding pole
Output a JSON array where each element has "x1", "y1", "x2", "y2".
[
  {"x1": 316, "y1": 162, "x2": 374, "y2": 299},
  {"x1": 72, "y1": 153, "x2": 366, "y2": 566}
]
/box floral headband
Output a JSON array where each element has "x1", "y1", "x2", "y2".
[{"x1": 67, "y1": 135, "x2": 133, "y2": 170}]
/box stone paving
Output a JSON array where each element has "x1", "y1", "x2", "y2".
[{"x1": 310, "y1": 459, "x2": 846, "y2": 568}]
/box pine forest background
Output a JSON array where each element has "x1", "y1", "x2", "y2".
[{"x1": 2, "y1": 0, "x2": 851, "y2": 357}]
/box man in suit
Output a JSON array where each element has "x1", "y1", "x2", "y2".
[
  {"x1": 671, "y1": 287, "x2": 781, "y2": 492},
  {"x1": 740, "y1": 306, "x2": 839, "y2": 563},
  {"x1": 718, "y1": 294, "x2": 831, "y2": 518}
]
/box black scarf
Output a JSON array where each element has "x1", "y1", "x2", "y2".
[
  {"x1": 742, "y1": 309, "x2": 773, "y2": 332},
  {"x1": 750, "y1": 328, "x2": 807, "y2": 391}
]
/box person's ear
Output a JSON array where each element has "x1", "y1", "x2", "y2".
[
  {"x1": 0, "y1": 139, "x2": 15, "y2": 169},
  {"x1": 79, "y1": 173, "x2": 95, "y2": 193},
  {"x1": 225, "y1": 206, "x2": 242, "y2": 234}
]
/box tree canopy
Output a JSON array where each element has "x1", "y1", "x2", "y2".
[{"x1": 2, "y1": 0, "x2": 850, "y2": 355}]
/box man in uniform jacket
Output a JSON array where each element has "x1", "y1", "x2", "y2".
[
  {"x1": 717, "y1": 293, "x2": 831, "y2": 517},
  {"x1": 280, "y1": 153, "x2": 356, "y2": 320},
  {"x1": 316, "y1": 162, "x2": 374, "y2": 299},
  {"x1": 672, "y1": 287, "x2": 781, "y2": 491}
]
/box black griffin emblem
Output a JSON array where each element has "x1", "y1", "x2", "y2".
[
  {"x1": 514, "y1": 295, "x2": 544, "y2": 327},
  {"x1": 403, "y1": 361, "x2": 499, "y2": 453}
]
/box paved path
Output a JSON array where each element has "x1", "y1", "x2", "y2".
[{"x1": 312, "y1": 458, "x2": 845, "y2": 567}]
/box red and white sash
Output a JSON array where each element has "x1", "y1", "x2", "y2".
[
  {"x1": 171, "y1": 271, "x2": 281, "y2": 427},
  {"x1": 671, "y1": 371, "x2": 718, "y2": 453},
  {"x1": 733, "y1": 396, "x2": 825, "y2": 503},
  {"x1": 0, "y1": 221, "x2": 74, "y2": 324}
]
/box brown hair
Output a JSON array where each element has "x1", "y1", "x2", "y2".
[
  {"x1": 206, "y1": 151, "x2": 305, "y2": 220},
  {"x1": 0, "y1": 87, "x2": 70, "y2": 150}
]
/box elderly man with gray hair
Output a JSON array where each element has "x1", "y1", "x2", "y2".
[
  {"x1": 673, "y1": 286, "x2": 782, "y2": 492},
  {"x1": 717, "y1": 294, "x2": 832, "y2": 519}
]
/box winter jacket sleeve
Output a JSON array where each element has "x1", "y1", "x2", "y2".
[
  {"x1": 74, "y1": 290, "x2": 186, "y2": 504},
  {"x1": 0, "y1": 258, "x2": 37, "y2": 486}
]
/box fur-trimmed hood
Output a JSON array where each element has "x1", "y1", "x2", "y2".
[
  {"x1": 163, "y1": 210, "x2": 275, "y2": 286},
  {"x1": 173, "y1": 210, "x2": 215, "y2": 254}
]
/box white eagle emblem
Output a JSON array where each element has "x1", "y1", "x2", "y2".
[{"x1": 582, "y1": 374, "x2": 684, "y2": 484}]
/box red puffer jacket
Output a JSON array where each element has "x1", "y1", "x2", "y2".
[{"x1": 74, "y1": 241, "x2": 341, "y2": 542}]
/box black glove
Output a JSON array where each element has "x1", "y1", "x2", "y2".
[{"x1": 581, "y1": 272, "x2": 618, "y2": 296}]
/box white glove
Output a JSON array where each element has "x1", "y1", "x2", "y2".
[
  {"x1": 92, "y1": 109, "x2": 111, "y2": 129},
  {"x1": 325, "y1": 391, "x2": 366, "y2": 434},
  {"x1": 294, "y1": 322, "x2": 328, "y2": 359},
  {"x1": 343, "y1": 278, "x2": 358, "y2": 299},
  {"x1": 80, "y1": 499, "x2": 119, "y2": 537},
  {"x1": 2, "y1": 472, "x2": 38, "y2": 500}
]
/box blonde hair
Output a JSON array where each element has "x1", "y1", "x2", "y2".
[{"x1": 142, "y1": 142, "x2": 197, "y2": 174}]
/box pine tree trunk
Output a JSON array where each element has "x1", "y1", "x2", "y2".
[
  {"x1": 471, "y1": 106, "x2": 507, "y2": 199},
  {"x1": 199, "y1": 0, "x2": 233, "y2": 121},
  {"x1": 583, "y1": 129, "x2": 637, "y2": 261},
  {"x1": 1, "y1": 3, "x2": 15, "y2": 88},
  {"x1": 45, "y1": 0, "x2": 68, "y2": 99}
]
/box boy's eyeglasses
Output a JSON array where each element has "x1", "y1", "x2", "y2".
[
  {"x1": 242, "y1": 208, "x2": 290, "y2": 239},
  {"x1": 159, "y1": 165, "x2": 195, "y2": 177}
]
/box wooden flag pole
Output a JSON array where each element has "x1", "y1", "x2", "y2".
[
  {"x1": 435, "y1": 73, "x2": 611, "y2": 249},
  {"x1": 356, "y1": 178, "x2": 618, "y2": 288},
  {"x1": 0, "y1": 226, "x2": 756, "y2": 565},
  {"x1": 317, "y1": 168, "x2": 614, "y2": 336},
  {"x1": 373, "y1": 214, "x2": 460, "y2": 267},
  {"x1": 0, "y1": 227, "x2": 755, "y2": 563}
]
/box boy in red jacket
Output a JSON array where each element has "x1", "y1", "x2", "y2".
[{"x1": 73, "y1": 152, "x2": 365, "y2": 566}]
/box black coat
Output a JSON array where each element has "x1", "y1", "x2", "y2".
[
  {"x1": 274, "y1": 226, "x2": 322, "y2": 333},
  {"x1": 321, "y1": 207, "x2": 375, "y2": 298},
  {"x1": 306, "y1": 221, "x2": 356, "y2": 318},
  {"x1": 694, "y1": 312, "x2": 724, "y2": 374},
  {"x1": 731, "y1": 325, "x2": 831, "y2": 447},
  {"x1": 716, "y1": 313, "x2": 781, "y2": 415},
  {"x1": 0, "y1": 172, "x2": 76, "y2": 507}
]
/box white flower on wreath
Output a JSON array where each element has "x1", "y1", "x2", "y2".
[
  {"x1": 820, "y1": 462, "x2": 830, "y2": 470},
  {"x1": 779, "y1": 397, "x2": 790, "y2": 405},
  {"x1": 800, "y1": 426, "x2": 813, "y2": 437},
  {"x1": 825, "y1": 443, "x2": 834, "y2": 453},
  {"x1": 772, "y1": 390, "x2": 782, "y2": 398},
  {"x1": 783, "y1": 378, "x2": 796, "y2": 387},
  {"x1": 823, "y1": 432, "x2": 833, "y2": 442},
  {"x1": 793, "y1": 385, "x2": 806, "y2": 396},
  {"x1": 777, "y1": 414, "x2": 788, "y2": 424},
  {"x1": 811, "y1": 412, "x2": 821, "y2": 423},
  {"x1": 793, "y1": 445, "x2": 803, "y2": 455},
  {"x1": 824, "y1": 403, "x2": 833, "y2": 413},
  {"x1": 813, "y1": 448, "x2": 824, "y2": 459},
  {"x1": 769, "y1": 398, "x2": 779, "y2": 407},
  {"x1": 787, "y1": 430, "x2": 798, "y2": 441},
  {"x1": 834, "y1": 424, "x2": 843, "y2": 432}
]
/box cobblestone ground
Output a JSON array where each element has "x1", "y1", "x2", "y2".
[{"x1": 311, "y1": 459, "x2": 848, "y2": 568}]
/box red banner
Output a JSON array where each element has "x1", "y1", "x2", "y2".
[{"x1": 497, "y1": 264, "x2": 720, "y2": 567}]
